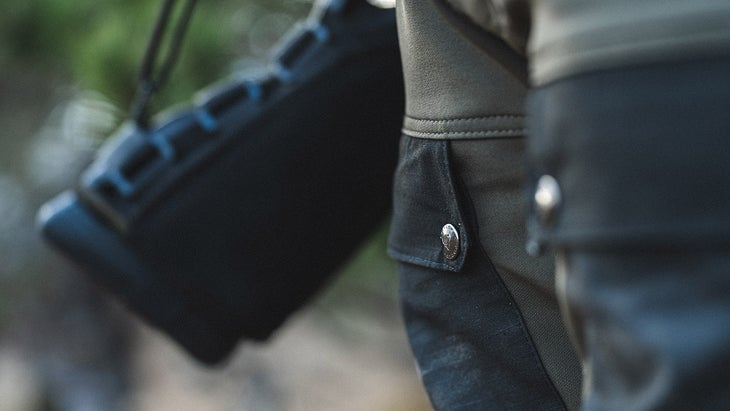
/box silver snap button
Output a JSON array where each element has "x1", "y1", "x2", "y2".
[
  {"x1": 534, "y1": 175, "x2": 561, "y2": 224},
  {"x1": 441, "y1": 224, "x2": 460, "y2": 260}
]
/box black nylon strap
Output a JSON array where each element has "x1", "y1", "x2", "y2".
[{"x1": 132, "y1": 0, "x2": 198, "y2": 129}]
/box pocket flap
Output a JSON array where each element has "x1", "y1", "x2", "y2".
[{"x1": 387, "y1": 137, "x2": 469, "y2": 272}]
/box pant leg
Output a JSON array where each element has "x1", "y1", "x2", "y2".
[
  {"x1": 527, "y1": 53, "x2": 730, "y2": 410},
  {"x1": 390, "y1": 1, "x2": 582, "y2": 408},
  {"x1": 390, "y1": 135, "x2": 575, "y2": 411}
]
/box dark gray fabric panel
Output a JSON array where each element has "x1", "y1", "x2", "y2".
[{"x1": 451, "y1": 138, "x2": 581, "y2": 410}]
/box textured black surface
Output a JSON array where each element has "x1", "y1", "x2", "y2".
[{"x1": 40, "y1": 1, "x2": 404, "y2": 365}]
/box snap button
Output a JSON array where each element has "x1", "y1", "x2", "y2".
[
  {"x1": 534, "y1": 175, "x2": 561, "y2": 224},
  {"x1": 440, "y1": 224, "x2": 460, "y2": 260}
]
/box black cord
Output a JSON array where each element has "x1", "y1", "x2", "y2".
[{"x1": 131, "y1": 0, "x2": 198, "y2": 129}]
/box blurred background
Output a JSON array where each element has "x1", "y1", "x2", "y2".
[{"x1": 0, "y1": 0, "x2": 430, "y2": 409}]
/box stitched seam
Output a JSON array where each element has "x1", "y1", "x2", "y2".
[
  {"x1": 405, "y1": 114, "x2": 524, "y2": 123},
  {"x1": 408, "y1": 129, "x2": 525, "y2": 135},
  {"x1": 454, "y1": 155, "x2": 568, "y2": 408},
  {"x1": 387, "y1": 248, "x2": 456, "y2": 271},
  {"x1": 403, "y1": 128, "x2": 526, "y2": 137},
  {"x1": 474, "y1": 223, "x2": 569, "y2": 409}
]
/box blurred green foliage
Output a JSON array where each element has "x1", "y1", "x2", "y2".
[{"x1": 1, "y1": 0, "x2": 313, "y2": 114}]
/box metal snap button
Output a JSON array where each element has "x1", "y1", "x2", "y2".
[
  {"x1": 534, "y1": 174, "x2": 561, "y2": 224},
  {"x1": 440, "y1": 224, "x2": 460, "y2": 260}
]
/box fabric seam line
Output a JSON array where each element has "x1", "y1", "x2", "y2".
[
  {"x1": 405, "y1": 114, "x2": 525, "y2": 123},
  {"x1": 402, "y1": 128, "x2": 526, "y2": 137}
]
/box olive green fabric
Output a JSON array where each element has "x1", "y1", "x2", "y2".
[
  {"x1": 396, "y1": 0, "x2": 528, "y2": 140},
  {"x1": 443, "y1": 0, "x2": 530, "y2": 55},
  {"x1": 442, "y1": 0, "x2": 730, "y2": 85},
  {"x1": 530, "y1": 0, "x2": 730, "y2": 84},
  {"x1": 451, "y1": 138, "x2": 583, "y2": 410}
]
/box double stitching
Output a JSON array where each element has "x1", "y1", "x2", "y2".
[
  {"x1": 403, "y1": 128, "x2": 526, "y2": 138},
  {"x1": 403, "y1": 114, "x2": 526, "y2": 139},
  {"x1": 407, "y1": 114, "x2": 524, "y2": 122}
]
